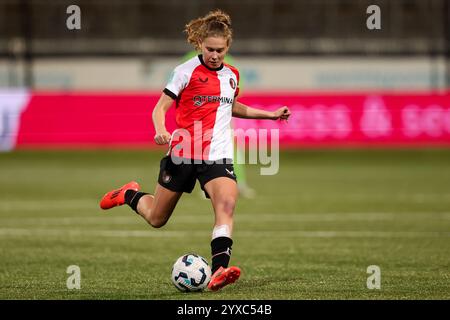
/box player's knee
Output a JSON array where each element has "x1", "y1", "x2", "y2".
[
  {"x1": 218, "y1": 196, "x2": 236, "y2": 217},
  {"x1": 147, "y1": 217, "x2": 165, "y2": 228},
  {"x1": 139, "y1": 209, "x2": 165, "y2": 228},
  {"x1": 148, "y1": 219, "x2": 166, "y2": 228},
  {"x1": 148, "y1": 213, "x2": 169, "y2": 228}
]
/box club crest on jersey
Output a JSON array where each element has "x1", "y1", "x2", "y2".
[
  {"x1": 229, "y1": 78, "x2": 236, "y2": 89},
  {"x1": 199, "y1": 77, "x2": 208, "y2": 83},
  {"x1": 162, "y1": 170, "x2": 172, "y2": 183}
]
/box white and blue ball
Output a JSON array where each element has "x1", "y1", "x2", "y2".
[{"x1": 171, "y1": 253, "x2": 211, "y2": 292}]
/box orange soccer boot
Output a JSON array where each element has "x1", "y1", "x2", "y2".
[
  {"x1": 99, "y1": 181, "x2": 140, "y2": 210},
  {"x1": 207, "y1": 266, "x2": 241, "y2": 291}
]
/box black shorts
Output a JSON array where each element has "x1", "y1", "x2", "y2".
[{"x1": 158, "y1": 156, "x2": 237, "y2": 198}]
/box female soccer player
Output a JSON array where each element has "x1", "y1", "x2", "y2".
[
  {"x1": 182, "y1": 50, "x2": 256, "y2": 199},
  {"x1": 100, "y1": 10, "x2": 291, "y2": 291}
]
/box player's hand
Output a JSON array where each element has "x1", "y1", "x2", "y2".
[
  {"x1": 272, "y1": 106, "x2": 291, "y2": 121},
  {"x1": 154, "y1": 131, "x2": 172, "y2": 145}
]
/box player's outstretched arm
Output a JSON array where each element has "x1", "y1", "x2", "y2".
[
  {"x1": 152, "y1": 93, "x2": 175, "y2": 145},
  {"x1": 232, "y1": 101, "x2": 291, "y2": 121}
]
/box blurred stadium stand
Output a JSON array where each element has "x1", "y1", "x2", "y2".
[
  {"x1": 0, "y1": 0, "x2": 448, "y2": 89},
  {"x1": 0, "y1": 0, "x2": 448, "y2": 56}
]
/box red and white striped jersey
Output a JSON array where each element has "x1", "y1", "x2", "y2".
[{"x1": 163, "y1": 55, "x2": 240, "y2": 161}]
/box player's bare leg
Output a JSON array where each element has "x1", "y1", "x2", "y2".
[
  {"x1": 203, "y1": 177, "x2": 241, "y2": 291},
  {"x1": 206, "y1": 177, "x2": 238, "y2": 234},
  {"x1": 100, "y1": 182, "x2": 182, "y2": 228},
  {"x1": 135, "y1": 184, "x2": 182, "y2": 228}
]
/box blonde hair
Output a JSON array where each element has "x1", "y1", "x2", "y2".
[{"x1": 184, "y1": 10, "x2": 233, "y2": 51}]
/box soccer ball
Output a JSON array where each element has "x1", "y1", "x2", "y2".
[{"x1": 171, "y1": 253, "x2": 212, "y2": 292}]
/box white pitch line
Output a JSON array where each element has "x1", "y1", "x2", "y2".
[
  {"x1": 0, "y1": 228, "x2": 448, "y2": 238},
  {"x1": 0, "y1": 212, "x2": 449, "y2": 226},
  {"x1": 1, "y1": 192, "x2": 450, "y2": 211},
  {"x1": 0, "y1": 199, "x2": 97, "y2": 211}
]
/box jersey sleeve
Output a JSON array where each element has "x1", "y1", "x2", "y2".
[
  {"x1": 164, "y1": 67, "x2": 189, "y2": 100},
  {"x1": 233, "y1": 68, "x2": 240, "y2": 97},
  {"x1": 234, "y1": 82, "x2": 240, "y2": 97}
]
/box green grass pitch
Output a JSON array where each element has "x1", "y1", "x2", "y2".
[{"x1": 0, "y1": 148, "x2": 449, "y2": 299}]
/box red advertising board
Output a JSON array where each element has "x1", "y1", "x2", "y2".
[
  {"x1": 236, "y1": 92, "x2": 450, "y2": 146},
  {"x1": 3, "y1": 91, "x2": 448, "y2": 149}
]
